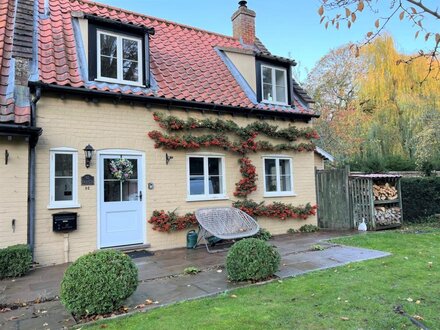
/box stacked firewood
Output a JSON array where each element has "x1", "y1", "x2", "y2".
[
  {"x1": 375, "y1": 207, "x2": 401, "y2": 226},
  {"x1": 373, "y1": 183, "x2": 398, "y2": 201}
]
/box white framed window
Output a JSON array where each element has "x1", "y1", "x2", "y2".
[
  {"x1": 49, "y1": 148, "x2": 80, "y2": 209},
  {"x1": 187, "y1": 155, "x2": 227, "y2": 201},
  {"x1": 97, "y1": 30, "x2": 143, "y2": 86},
  {"x1": 261, "y1": 65, "x2": 288, "y2": 105},
  {"x1": 263, "y1": 156, "x2": 295, "y2": 197}
]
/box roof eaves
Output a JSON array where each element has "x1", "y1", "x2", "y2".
[{"x1": 315, "y1": 146, "x2": 335, "y2": 162}]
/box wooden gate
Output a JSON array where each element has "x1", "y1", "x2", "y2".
[
  {"x1": 315, "y1": 167, "x2": 352, "y2": 230},
  {"x1": 349, "y1": 177, "x2": 373, "y2": 229}
]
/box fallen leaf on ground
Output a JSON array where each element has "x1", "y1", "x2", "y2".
[
  {"x1": 340, "y1": 317, "x2": 349, "y2": 321},
  {"x1": 413, "y1": 315, "x2": 424, "y2": 321},
  {"x1": 230, "y1": 294, "x2": 237, "y2": 298},
  {"x1": 100, "y1": 325, "x2": 108, "y2": 329},
  {"x1": 217, "y1": 269, "x2": 223, "y2": 273},
  {"x1": 416, "y1": 300, "x2": 421, "y2": 304},
  {"x1": 145, "y1": 299, "x2": 154, "y2": 305},
  {"x1": 407, "y1": 298, "x2": 413, "y2": 302},
  {"x1": 7, "y1": 316, "x2": 18, "y2": 321}
]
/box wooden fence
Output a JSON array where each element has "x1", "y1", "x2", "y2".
[{"x1": 315, "y1": 166, "x2": 352, "y2": 230}]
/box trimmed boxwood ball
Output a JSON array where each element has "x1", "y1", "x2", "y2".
[
  {"x1": 60, "y1": 250, "x2": 138, "y2": 316},
  {"x1": 0, "y1": 244, "x2": 32, "y2": 279},
  {"x1": 226, "y1": 238, "x2": 281, "y2": 281}
]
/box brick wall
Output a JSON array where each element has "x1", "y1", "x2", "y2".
[
  {"x1": 0, "y1": 137, "x2": 29, "y2": 248},
  {"x1": 34, "y1": 95, "x2": 317, "y2": 265}
]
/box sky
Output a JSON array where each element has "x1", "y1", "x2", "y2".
[{"x1": 99, "y1": 0, "x2": 439, "y2": 81}]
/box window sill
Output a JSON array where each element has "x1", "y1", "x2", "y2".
[
  {"x1": 95, "y1": 78, "x2": 145, "y2": 88},
  {"x1": 186, "y1": 196, "x2": 229, "y2": 202},
  {"x1": 47, "y1": 204, "x2": 81, "y2": 210},
  {"x1": 263, "y1": 193, "x2": 297, "y2": 198},
  {"x1": 261, "y1": 100, "x2": 289, "y2": 107}
]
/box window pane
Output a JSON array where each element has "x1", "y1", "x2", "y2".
[
  {"x1": 276, "y1": 86, "x2": 286, "y2": 103},
  {"x1": 122, "y1": 180, "x2": 138, "y2": 201},
  {"x1": 279, "y1": 159, "x2": 291, "y2": 175},
  {"x1": 55, "y1": 178, "x2": 73, "y2": 201},
  {"x1": 123, "y1": 60, "x2": 139, "y2": 82},
  {"x1": 208, "y1": 158, "x2": 221, "y2": 176},
  {"x1": 101, "y1": 56, "x2": 117, "y2": 79},
  {"x1": 104, "y1": 181, "x2": 121, "y2": 202},
  {"x1": 123, "y1": 39, "x2": 139, "y2": 60},
  {"x1": 190, "y1": 176, "x2": 205, "y2": 195},
  {"x1": 280, "y1": 175, "x2": 292, "y2": 192},
  {"x1": 265, "y1": 159, "x2": 276, "y2": 175},
  {"x1": 275, "y1": 69, "x2": 286, "y2": 87},
  {"x1": 265, "y1": 175, "x2": 277, "y2": 192},
  {"x1": 263, "y1": 83, "x2": 273, "y2": 101},
  {"x1": 262, "y1": 67, "x2": 272, "y2": 84},
  {"x1": 189, "y1": 158, "x2": 204, "y2": 176},
  {"x1": 55, "y1": 154, "x2": 72, "y2": 177},
  {"x1": 100, "y1": 34, "x2": 117, "y2": 57},
  {"x1": 209, "y1": 176, "x2": 222, "y2": 194}
]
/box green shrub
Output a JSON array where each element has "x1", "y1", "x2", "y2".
[
  {"x1": 0, "y1": 244, "x2": 32, "y2": 279},
  {"x1": 401, "y1": 177, "x2": 440, "y2": 222},
  {"x1": 299, "y1": 224, "x2": 320, "y2": 233},
  {"x1": 184, "y1": 267, "x2": 200, "y2": 275},
  {"x1": 287, "y1": 228, "x2": 298, "y2": 234},
  {"x1": 60, "y1": 250, "x2": 138, "y2": 316},
  {"x1": 253, "y1": 228, "x2": 272, "y2": 241},
  {"x1": 226, "y1": 238, "x2": 280, "y2": 281}
]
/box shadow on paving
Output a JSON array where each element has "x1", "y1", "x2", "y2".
[{"x1": 0, "y1": 231, "x2": 390, "y2": 330}]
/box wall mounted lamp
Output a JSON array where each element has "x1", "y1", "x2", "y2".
[{"x1": 83, "y1": 144, "x2": 95, "y2": 168}]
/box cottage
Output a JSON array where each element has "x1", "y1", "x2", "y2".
[{"x1": 0, "y1": 0, "x2": 320, "y2": 266}]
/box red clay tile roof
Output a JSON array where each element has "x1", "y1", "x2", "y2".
[
  {"x1": 0, "y1": 0, "x2": 31, "y2": 124},
  {"x1": 37, "y1": 0, "x2": 315, "y2": 116}
]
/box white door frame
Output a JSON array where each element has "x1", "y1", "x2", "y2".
[{"x1": 96, "y1": 149, "x2": 147, "y2": 249}]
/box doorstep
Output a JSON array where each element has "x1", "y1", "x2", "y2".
[{"x1": 106, "y1": 243, "x2": 152, "y2": 253}]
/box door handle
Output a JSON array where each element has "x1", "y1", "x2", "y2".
[{"x1": 139, "y1": 191, "x2": 143, "y2": 201}]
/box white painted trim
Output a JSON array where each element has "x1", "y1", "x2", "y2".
[
  {"x1": 261, "y1": 64, "x2": 288, "y2": 106},
  {"x1": 96, "y1": 149, "x2": 147, "y2": 249},
  {"x1": 262, "y1": 156, "x2": 295, "y2": 197},
  {"x1": 48, "y1": 148, "x2": 79, "y2": 209},
  {"x1": 186, "y1": 154, "x2": 227, "y2": 201},
  {"x1": 96, "y1": 30, "x2": 144, "y2": 86}
]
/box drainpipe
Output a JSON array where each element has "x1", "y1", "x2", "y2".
[{"x1": 28, "y1": 86, "x2": 41, "y2": 260}]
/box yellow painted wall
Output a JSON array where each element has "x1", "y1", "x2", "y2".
[
  {"x1": 0, "y1": 137, "x2": 28, "y2": 248},
  {"x1": 224, "y1": 50, "x2": 257, "y2": 92},
  {"x1": 34, "y1": 95, "x2": 317, "y2": 265},
  {"x1": 314, "y1": 154, "x2": 325, "y2": 170}
]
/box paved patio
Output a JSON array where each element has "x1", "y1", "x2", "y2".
[{"x1": 0, "y1": 231, "x2": 390, "y2": 329}]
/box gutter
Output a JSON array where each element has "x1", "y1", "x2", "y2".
[
  {"x1": 29, "y1": 82, "x2": 319, "y2": 121},
  {"x1": 28, "y1": 86, "x2": 42, "y2": 259}
]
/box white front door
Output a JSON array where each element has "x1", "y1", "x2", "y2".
[{"x1": 99, "y1": 153, "x2": 145, "y2": 248}]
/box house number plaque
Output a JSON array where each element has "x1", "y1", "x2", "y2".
[{"x1": 81, "y1": 175, "x2": 95, "y2": 186}]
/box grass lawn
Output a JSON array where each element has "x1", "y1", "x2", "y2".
[{"x1": 88, "y1": 226, "x2": 440, "y2": 329}]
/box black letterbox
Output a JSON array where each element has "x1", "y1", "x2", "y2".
[{"x1": 52, "y1": 212, "x2": 77, "y2": 232}]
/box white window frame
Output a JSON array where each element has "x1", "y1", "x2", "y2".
[
  {"x1": 96, "y1": 30, "x2": 144, "y2": 86},
  {"x1": 186, "y1": 154, "x2": 228, "y2": 202},
  {"x1": 261, "y1": 64, "x2": 289, "y2": 106},
  {"x1": 262, "y1": 156, "x2": 295, "y2": 197},
  {"x1": 48, "y1": 148, "x2": 80, "y2": 209}
]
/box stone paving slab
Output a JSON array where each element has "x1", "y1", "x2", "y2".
[{"x1": 0, "y1": 231, "x2": 391, "y2": 330}]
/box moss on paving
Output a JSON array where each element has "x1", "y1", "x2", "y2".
[{"x1": 87, "y1": 228, "x2": 440, "y2": 329}]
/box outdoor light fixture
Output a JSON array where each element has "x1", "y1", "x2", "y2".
[
  {"x1": 83, "y1": 144, "x2": 95, "y2": 168},
  {"x1": 166, "y1": 153, "x2": 173, "y2": 165}
]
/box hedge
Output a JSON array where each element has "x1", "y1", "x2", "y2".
[
  {"x1": 401, "y1": 177, "x2": 440, "y2": 222},
  {"x1": 0, "y1": 244, "x2": 32, "y2": 279}
]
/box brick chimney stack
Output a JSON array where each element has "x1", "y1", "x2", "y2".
[{"x1": 231, "y1": 1, "x2": 256, "y2": 45}]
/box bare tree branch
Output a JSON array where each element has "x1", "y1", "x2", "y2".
[{"x1": 406, "y1": 0, "x2": 440, "y2": 19}]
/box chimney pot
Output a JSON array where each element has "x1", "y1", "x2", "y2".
[{"x1": 239, "y1": 1, "x2": 247, "y2": 7}]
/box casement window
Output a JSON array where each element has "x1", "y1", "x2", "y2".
[
  {"x1": 96, "y1": 30, "x2": 143, "y2": 86},
  {"x1": 49, "y1": 149, "x2": 79, "y2": 209},
  {"x1": 263, "y1": 157, "x2": 295, "y2": 197},
  {"x1": 187, "y1": 155, "x2": 227, "y2": 201},
  {"x1": 261, "y1": 65, "x2": 288, "y2": 105}
]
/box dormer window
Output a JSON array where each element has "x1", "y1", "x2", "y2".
[
  {"x1": 97, "y1": 31, "x2": 143, "y2": 86},
  {"x1": 261, "y1": 65, "x2": 288, "y2": 105}
]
